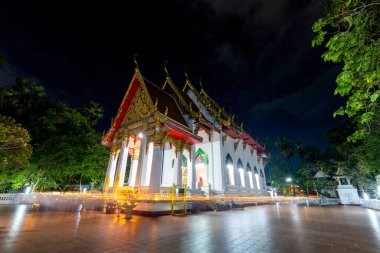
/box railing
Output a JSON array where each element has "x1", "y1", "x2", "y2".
[
  {"x1": 0, "y1": 194, "x2": 19, "y2": 204},
  {"x1": 318, "y1": 197, "x2": 340, "y2": 205}
]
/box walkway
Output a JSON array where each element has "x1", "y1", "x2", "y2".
[{"x1": 0, "y1": 204, "x2": 379, "y2": 253}]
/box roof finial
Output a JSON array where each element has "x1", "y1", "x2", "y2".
[
  {"x1": 184, "y1": 66, "x2": 189, "y2": 82},
  {"x1": 199, "y1": 77, "x2": 203, "y2": 88},
  {"x1": 134, "y1": 54, "x2": 139, "y2": 70},
  {"x1": 153, "y1": 98, "x2": 158, "y2": 110},
  {"x1": 164, "y1": 60, "x2": 169, "y2": 79}
]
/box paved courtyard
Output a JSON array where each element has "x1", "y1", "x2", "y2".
[{"x1": 0, "y1": 203, "x2": 380, "y2": 253}]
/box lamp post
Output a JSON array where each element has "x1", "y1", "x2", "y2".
[{"x1": 286, "y1": 177, "x2": 296, "y2": 196}]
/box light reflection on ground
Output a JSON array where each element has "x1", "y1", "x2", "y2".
[{"x1": 0, "y1": 204, "x2": 379, "y2": 253}]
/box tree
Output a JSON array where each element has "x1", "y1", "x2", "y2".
[
  {"x1": 80, "y1": 101, "x2": 104, "y2": 126},
  {"x1": 26, "y1": 103, "x2": 108, "y2": 191},
  {"x1": 0, "y1": 115, "x2": 32, "y2": 191},
  {"x1": 275, "y1": 137, "x2": 296, "y2": 195},
  {"x1": 0, "y1": 77, "x2": 45, "y2": 119},
  {"x1": 312, "y1": 0, "x2": 380, "y2": 142},
  {"x1": 0, "y1": 115, "x2": 31, "y2": 170},
  {"x1": 326, "y1": 115, "x2": 379, "y2": 190},
  {"x1": 266, "y1": 155, "x2": 289, "y2": 195}
]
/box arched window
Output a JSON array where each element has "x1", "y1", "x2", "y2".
[
  {"x1": 225, "y1": 154, "x2": 234, "y2": 185},
  {"x1": 246, "y1": 163, "x2": 252, "y2": 172},
  {"x1": 237, "y1": 159, "x2": 243, "y2": 169},
  {"x1": 237, "y1": 159, "x2": 245, "y2": 187},
  {"x1": 195, "y1": 148, "x2": 208, "y2": 187},
  {"x1": 246, "y1": 163, "x2": 253, "y2": 188}
]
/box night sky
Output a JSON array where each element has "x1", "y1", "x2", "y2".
[{"x1": 0, "y1": 0, "x2": 344, "y2": 149}]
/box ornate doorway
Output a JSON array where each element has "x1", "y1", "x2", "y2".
[{"x1": 195, "y1": 148, "x2": 208, "y2": 190}]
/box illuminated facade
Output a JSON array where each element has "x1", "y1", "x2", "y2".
[{"x1": 102, "y1": 64, "x2": 268, "y2": 196}]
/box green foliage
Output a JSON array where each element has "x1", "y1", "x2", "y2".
[
  {"x1": 0, "y1": 77, "x2": 108, "y2": 192},
  {"x1": 0, "y1": 115, "x2": 32, "y2": 171},
  {"x1": 312, "y1": 0, "x2": 380, "y2": 142},
  {"x1": 266, "y1": 155, "x2": 289, "y2": 193},
  {"x1": 0, "y1": 77, "x2": 45, "y2": 120},
  {"x1": 275, "y1": 137, "x2": 294, "y2": 159},
  {"x1": 326, "y1": 114, "x2": 379, "y2": 189},
  {"x1": 26, "y1": 103, "x2": 108, "y2": 191},
  {"x1": 80, "y1": 101, "x2": 104, "y2": 126}
]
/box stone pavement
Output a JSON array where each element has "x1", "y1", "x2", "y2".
[{"x1": 0, "y1": 203, "x2": 380, "y2": 253}]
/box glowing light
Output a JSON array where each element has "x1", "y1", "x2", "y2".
[
  {"x1": 195, "y1": 163, "x2": 205, "y2": 168},
  {"x1": 137, "y1": 133, "x2": 143, "y2": 139},
  {"x1": 248, "y1": 171, "x2": 254, "y2": 188},
  {"x1": 227, "y1": 164, "x2": 235, "y2": 185},
  {"x1": 83, "y1": 187, "x2": 87, "y2": 194},
  {"x1": 24, "y1": 186, "x2": 31, "y2": 194},
  {"x1": 154, "y1": 197, "x2": 159, "y2": 201},
  {"x1": 363, "y1": 192, "x2": 370, "y2": 200},
  {"x1": 286, "y1": 177, "x2": 292, "y2": 182},
  {"x1": 239, "y1": 168, "x2": 245, "y2": 187},
  {"x1": 255, "y1": 173, "x2": 260, "y2": 190},
  {"x1": 145, "y1": 142, "x2": 154, "y2": 186}
]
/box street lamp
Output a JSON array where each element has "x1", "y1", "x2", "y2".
[{"x1": 285, "y1": 177, "x2": 296, "y2": 196}]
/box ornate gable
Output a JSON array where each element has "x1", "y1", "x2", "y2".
[{"x1": 122, "y1": 81, "x2": 154, "y2": 125}]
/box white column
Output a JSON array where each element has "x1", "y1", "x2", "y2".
[
  {"x1": 103, "y1": 152, "x2": 118, "y2": 191},
  {"x1": 191, "y1": 145, "x2": 196, "y2": 190},
  {"x1": 173, "y1": 151, "x2": 183, "y2": 186},
  {"x1": 149, "y1": 144, "x2": 163, "y2": 193},
  {"x1": 144, "y1": 142, "x2": 154, "y2": 186},
  {"x1": 113, "y1": 141, "x2": 129, "y2": 191},
  {"x1": 129, "y1": 154, "x2": 139, "y2": 187},
  {"x1": 134, "y1": 136, "x2": 147, "y2": 187}
]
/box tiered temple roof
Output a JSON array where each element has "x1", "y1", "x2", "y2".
[{"x1": 102, "y1": 65, "x2": 267, "y2": 158}]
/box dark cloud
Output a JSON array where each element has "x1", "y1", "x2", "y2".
[{"x1": 0, "y1": 0, "x2": 341, "y2": 149}]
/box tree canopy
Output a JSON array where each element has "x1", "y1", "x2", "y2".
[
  {"x1": 0, "y1": 77, "x2": 108, "y2": 192},
  {"x1": 312, "y1": 0, "x2": 380, "y2": 142}
]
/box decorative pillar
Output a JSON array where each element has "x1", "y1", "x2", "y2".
[
  {"x1": 134, "y1": 135, "x2": 147, "y2": 187},
  {"x1": 220, "y1": 133, "x2": 226, "y2": 192},
  {"x1": 173, "y1": 141, "x2": 184, "y2": 187},
  {"x1": 113, "y1": 140, "x2": 130, "y2": 192},
  {"x1": 191, "y1": 145, "x2": 196, "y2": 190},
  {"x1": 148, "y1": 132, "x2": 164, "y2": 193},
  {"x1": 173, "y1": 150, "x2": 183, "y2": 187},
  {"x1": 129, "y1": 149, "x2": 139, "y2": 186},
  {"x1": 103, "y1": 151, "x2": 119, "y2": 191}
]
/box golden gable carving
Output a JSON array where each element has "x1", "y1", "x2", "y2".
[{"x1": 123, "y1": 85, "x2": 153, "y2": 125}]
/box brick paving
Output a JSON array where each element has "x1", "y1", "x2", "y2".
[{"x1": 0, "y1": 203, "x2": 380, "y2": 253}]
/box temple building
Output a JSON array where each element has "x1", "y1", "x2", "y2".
[{"x1": 102, "y1": 63, "x2": 268, "y2": 196}]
